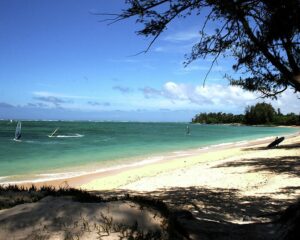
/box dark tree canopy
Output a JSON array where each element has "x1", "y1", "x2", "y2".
[
  {"x1": 244, "y1": 102, "x2": 276, "y2": 124},
  {"x1": 191, "y1": 103, "x2": 300, "y2": 125},
  {"x1": 192, "y1": 112, "x2": 244, "y2": 124},
  {"x1": 101, "y1": 0, "x2": 300, "y2": 97}
]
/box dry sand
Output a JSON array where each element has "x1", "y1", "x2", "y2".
[
  {"x1": 80, "y1": 134, "x2": 300, "y2": 193},
  {"x1": 81, "y1": 133, "x2": 300, "y2": 223}
]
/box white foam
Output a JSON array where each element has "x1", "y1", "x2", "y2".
[
  {"x1": 234, "y1": 141, "x2": 248, "y2": 146},
  {"x1": 0, "y1": 156, "x2": 166, "y2": 185},
  {"x1": 56, "y1": 134, "x2": 84, "y2": 138},
  {"x1": 38, "y1": 171, "x2": 87, "y2": 178},
  {"x1": 0, "y1": 173, "x2": 86, "y2": 185},
  {"x1": 212, "y1": 142, "x2": 234, "y2": 147},
  {"x1": 173, "y1": 151, "x2": 185, "y2": 154}
]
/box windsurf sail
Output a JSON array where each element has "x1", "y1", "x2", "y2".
[
  {"x1": 49, "y1": 128, "x2": 59, "y2": 137},
  {"x1": 186, "y1": 125, "x2": 190, "y2": 135},
  {"x1": 14, "y1": 121, "x2": 22, "y2": 140},
  {"x1": 267, "y1": 136, "x2": 284, "y2": 148}
]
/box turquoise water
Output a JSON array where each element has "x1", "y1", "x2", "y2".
[{"x1": 0, "y1": 121, "x2": 298, "y2": 183}]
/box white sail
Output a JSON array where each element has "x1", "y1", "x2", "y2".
[
  {"x1": 49, "y1": 128, "x2": 59, "y2": 137},
  {"x1": 14, "y1": 121, "x2": 22, "y2": 140},
  {"x1": 186, "y1": 125, "x2": 190, "y2": 135}
]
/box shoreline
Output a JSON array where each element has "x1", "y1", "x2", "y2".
[
  {"x1": 1, "y1": 124, "x2": 298, "y2": 186},
  {"x1": 4, "y1": 129, "x2": 299, "y2": 190},
  {"x1": 80, "y1": 132, "x2": 300, "y2": 191}
]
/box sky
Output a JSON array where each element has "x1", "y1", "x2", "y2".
[{"x1": 0, "y1": 0, "x2": 299, "y2": 121}]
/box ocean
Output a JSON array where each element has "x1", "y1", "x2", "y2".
[{"x1": 0, "y1": 121, "x2": 298, "y2": 184}]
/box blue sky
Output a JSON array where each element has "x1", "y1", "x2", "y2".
[{"x1": 0, "y1": 0, "x2": 299, "y2": 121}]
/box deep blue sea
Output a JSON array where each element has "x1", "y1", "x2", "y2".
[{"x1": 0, "y1": 121, "x2": 298, "y2": 183}]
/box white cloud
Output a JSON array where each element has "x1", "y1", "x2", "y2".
[
  {"x1": 31, "y1": 86, "x2": 299, "y2": 114},
  {"x1": 33, "y1": 95, "x2": 72, "y2": 108},
  {"x1": 139, "y1": 82, "x2": 300, "y2": 113},
  {"x1": 163, "y1": 82, "x2": 187, "y2": 99},
  {"x1": 112, "y1": 85, "x2": 133, "y2": 94},
  {"x1": 163, "y1": 82, "x2": 257, "y2": 107},
  {"x1": 174, "y1": 62, "x2": 226, "y2": 75},
  {"x1": 264, "y1": 89, "x2": 300, "y2": 114},
  {"x1": 31, "y1": 91, "x2": 112, "y2": 110},
  {"x1": 139, "y1": 87, "x2": 162, "y2": 98},
  {"x1": 87, "y1": 101, "x2": 111, "y2": 107},
  {"x1": 164, "y1": 29, "x2": 200, "y2": 42},
  {"x1": 33, "y1": 91, "x2": 99, "y2": 100},
  {"x1": 154, "y1": 47, "x2": 166, "y2": 52},
  {"x1": 153, "y1": 42, "x2": 194, "y2": 54}
]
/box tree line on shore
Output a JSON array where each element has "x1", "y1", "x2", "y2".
[{"x1": 192, "y1": 103, "x2": 300, "y2": 126}]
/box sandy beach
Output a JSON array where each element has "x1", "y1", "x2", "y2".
[
  {"x1": 1, "y1": 131, "x2": 300, "y2": 239},
  {"x1": 78, "y1": 132, "x2": 300, "y2": 216},
  {"x1": 17, "y1": 131, "x2": 299, "y2": 222},
  {"x1": 78, "y1": 132, "x2": 300, "y2": 196},
  {"x1": 17, "y1": 131, "x2": 300, "y2": 198}
]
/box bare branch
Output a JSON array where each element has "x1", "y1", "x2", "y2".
[
  {"x1": 202, "y1": 51, "x2": 221, "y2": 87},
  {"x1": 101, "y1": 0, "x2": 300, "y2": 97}
]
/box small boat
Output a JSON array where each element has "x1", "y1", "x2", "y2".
[
  {"x1": 48, "y1": 128, "x2": 59, "y2": 137},
  {"x1": 13, "y1": 121, "x2": 22, "y2": 141}
]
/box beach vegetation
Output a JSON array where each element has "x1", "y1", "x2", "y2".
[
  {"x1": 102, "y1": 0, "x2": 300, "y2": 97},
  {"x1": 192, "y1": 102, "x2": 300, "y2": 125},
  {"x1": 0, "y1": 184, "x2": 187, "y2": 239},
  {"x1": 1, "y1": 184, "x2": 300, "y2": 239},
  {"x1": 192, "y1": 112, "x2": 244, "y2": 124},
  {"x1": 0, "y1": 184, "x2": 104, "y2": 210}
]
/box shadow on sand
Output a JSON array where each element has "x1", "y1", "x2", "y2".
[
  {"x1": 0, "y1": 183, "x2": 299, "y2": 239},
  {"x1": 91, "y1": 184, "x2": 299, "y2": 239},
  {"x1": 212, "y1": 155, "x2": 300, "y2": 177},
  {"x1": 244, "y1": 142, "x2": 300, "y2": 151}
]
